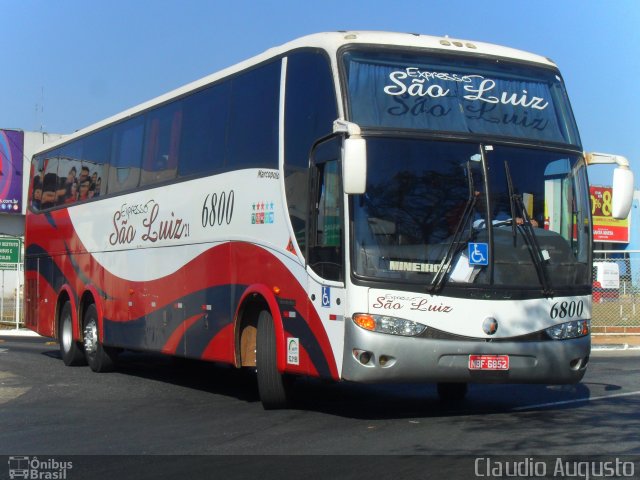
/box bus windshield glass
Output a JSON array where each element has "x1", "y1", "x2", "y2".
[
  {"x1": 343, "y1": 50, "x2": 581, "y2": 147},
  {"x1": 351, "y1": 138, "x2": 591, "y2": 291}
]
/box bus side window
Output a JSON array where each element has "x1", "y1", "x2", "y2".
[
  {"x1": 284, "y1": 50, "x2": 338, "y2": 254},
  {"x1": 141, "y1": 101, "x2": 181, "y2": 186},
  {"x1": 178, "y1": 82, "x2": 229, "y2": 177},
  {"x1": 40, "y1": 157, "x2": 59, "y2": 210},
  {"x1": 30, "y1": 155, "x2": 46, "y2": 211},
  {"x1": 108, "y1": 117, "x2": 144, "y2": 194},
  {"x1": 308, "y1": 137, "x2": 343, "y2": 282},
  {"x1": 226, "y1": 61, "x2": 280, "y2": 170},
  {"x1": 81, "y1": 127, "x2": 112, "y2": 199}
]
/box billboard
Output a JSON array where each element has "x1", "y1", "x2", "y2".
[
  {"x1": 0, "y1": 129, "x2": 24, "y2": 214},
  {"x1": 590, "y1": 185, "x2": 630, "y2": 243}
]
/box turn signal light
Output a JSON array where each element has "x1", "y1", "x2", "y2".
[
  {"x1": 353, "y1": 314, "x2": 376, "y2": 331},
  {"x1": 352, "y1": 313, "x2": 427, "y2": 337}
]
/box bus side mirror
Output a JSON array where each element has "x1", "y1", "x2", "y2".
[
  {"x1": 586, "y1": 152, "x2": 635, "y2": 219},
  {"x1": 612, "y1": 166, "x2": 634, "y2": 219},
  {"x1": 343, "y1": 137, "x2": 367, "y2": 195}
]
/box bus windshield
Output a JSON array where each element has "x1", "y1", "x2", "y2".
[
  {"x1": 351, "y1": 138, "x2": 591, "y2": 291},
  {"x1": 343, "y1": 50, "x2": 581, "y2": 147}
]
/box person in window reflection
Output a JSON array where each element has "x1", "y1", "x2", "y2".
[
  {"x1": 78, "y1": 179, "x2": 91, "y2": 201},
  {"x1": 64, "y1": 167, "x2": 78, "y2": 202},
  {"x1": 31, "y1": 176, "x2": 43, "y2": 210},
  {"x1": 64, "y1": 182, "x2": 78, "y2": 204},
  {"x1": 40, "y1": 173, "x2": 58, "y2": 209},
  {"x1": 65, "y1": 167, "x2": 77, "y2": 188},
  {"x1": 56, "y1": 178, "x2": 67, "y2": 206},
  {"x1": 79, "y1": 166, "x2": 90, "y2": 185}
]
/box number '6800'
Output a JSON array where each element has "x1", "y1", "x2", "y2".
[
  {"x1": 550, "y1": 300, "x2": 584, "y2": 319},
  {"x1": 201, "y1": 190, "x2": 235, "y2": 228}
]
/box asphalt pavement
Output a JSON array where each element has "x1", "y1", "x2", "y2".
[{"x1": 1, "y1": 331, "x2": 639, "y2": 479}]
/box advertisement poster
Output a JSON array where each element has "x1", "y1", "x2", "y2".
[
  {"x1": 0, "y1": 129, "x2": 24, "y2": 214},
  {"x1": 590, "y1": 185, "x2": 630, "y2": 243}
]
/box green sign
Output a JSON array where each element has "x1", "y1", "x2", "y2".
[{"x1": 0, "y1": 238, "x2": 21, "y2": 264}]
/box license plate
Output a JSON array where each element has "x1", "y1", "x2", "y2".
[{"x1": 468, "y1": 355, "x2": 509, "y2": 371}]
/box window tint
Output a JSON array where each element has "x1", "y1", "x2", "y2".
[
  {"x1": 30, "y1": 153, "x2": 57, "y2": 211},
  {"x1": 226, "y1": 61, "x2": 280, "y2": 169},
  {"x1": 30, "y1": 129, "x2": 113, "y2": 210},
  {"x1": 344, "y1": 50, "x2": 581, "y2": 147},
  {"x1": 179, "y1": 82, "x2": 230, "y2": 177},
  {"x1": 284, "y1": 51, "x2": 337, "y2": 252},
  {"x1": 31, "y1": 58, "x2": 288, "y2": 211},
  {"x1": 141, "y1": 101, "x2": 182, "y2": 186},
  {"x1": 81, "y1": 128, "x2": 111, "y2": 198},
  {"x1": 56, "y1": 142, "x2": 81, "y2": 206},
  {"x1": 285, "y1": 51, "x2": 337, "y2": 169},
  {"x1": 309, "y1": 137, "x2": 343, "y2": 282},
  {"x1": 108, "y1": 117, "x2": 144, "y2": 194},
  {"x1": 30, "y1": 156, "x2": 44, "y2": 211}
]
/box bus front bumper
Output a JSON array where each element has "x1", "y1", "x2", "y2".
[{"x1": 342, "y1": 322, "x2": 590, "y2": 384}]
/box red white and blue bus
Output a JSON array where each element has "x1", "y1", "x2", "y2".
[{"x1": 24, "y1": 32, "x2": 634, "y2": 408}]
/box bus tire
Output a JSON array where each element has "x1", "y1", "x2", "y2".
[
  {"x1": 256, "y1": 310, "x2": 291, "y2": 409},
  {"x1": 83, "y1": 304, "x2": 117, "y2": 373},
  {"x1": 437, "y1": 382, "x2": 468, "y2": 402},
  {"x1": 59, "y1": 301, "x2": 86, "y2": 366}
]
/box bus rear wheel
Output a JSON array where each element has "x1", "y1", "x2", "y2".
[
  {"x1": 59, "y1": 301, "x2": 86, "y2": 366},
  {"x1": 256, "y1": 310, "x2": 291, "y2": 409},
  {"x1": 83, "y1": 304, "x2": 117, "y2": 373}
]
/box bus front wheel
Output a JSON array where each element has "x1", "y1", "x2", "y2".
[
  {"x1": 83, "y1": 304, "x2": 117, "y2": 373},
  {"x1": 256, "y1": 310, "x2": 291, "y2": 409},
  {"x1": 59, "y1": 301, "x2": 86, "y2": 366}
]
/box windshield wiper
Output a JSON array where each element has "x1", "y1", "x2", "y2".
[
  {"x1": 429, "y1": 161, "x2": 477, "y2": 293},
  {"x1": 504, "y1": 161, "x2": 554, "y2": 297},
  {"x1": 504, "y1": 161, "x2": 518, "y2": 246}
]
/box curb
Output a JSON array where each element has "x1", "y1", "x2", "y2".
[
  {"x1": 0, "y1": 329, "x2": 41, "y2": 337},
  {"x1": 592, "y1": 344, "x2": 640, "y2": 351}
]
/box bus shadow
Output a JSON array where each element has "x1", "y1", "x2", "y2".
[
  {"x1": 113, "y1": 351, "x2": 262, "y2": 403},
  {"x1": 41, "y1": 349, "x2": 619, "y2": 419},
  {"x1": 288, "y1": 379, "x2": 597, "y2": 419},
  {"x1": 42, "y1": 348, "x2": 261, "y2": 403}
]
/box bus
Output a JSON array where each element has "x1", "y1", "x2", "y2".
[{"x1": 24, "y1": 32, "x2": 634, "y2": 408}]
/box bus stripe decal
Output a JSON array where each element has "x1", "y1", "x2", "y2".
[
  {"x1": 25, "y1": 209, "x2": 339, "y2": 379},
  {"x1": 25, "y1": 243, "x2": 70, "y2": 296},
  {"x1": 63, "y1": 243, "x2": 111, "y2": 300},
  {"x1": 283, "y1": 313, "x2": 331, "y2": 378},
  {"x1": 161, "y1": 313, "x2": 204, "y2": 355}
]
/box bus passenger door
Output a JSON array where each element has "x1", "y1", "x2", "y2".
[{"x1": 305, "y1": 136, "x2": 345, "y2": 378}]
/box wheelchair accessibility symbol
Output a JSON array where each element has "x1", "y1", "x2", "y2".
[
  {"x1": 321, "y1": 286, "x2": 331, "y2": 308},
  {"x1": 468, "y1": 242, "x2": 489, "y2": 266}
]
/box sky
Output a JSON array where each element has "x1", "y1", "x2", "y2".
[{"x1": 1, "y1": 0, "x2": 639, "y2": 187}]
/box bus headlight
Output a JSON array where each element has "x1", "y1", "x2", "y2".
[
  {"x1": 546, "y1": 319, "x2": 590, "y2": 340},
  {"x1": 352, "y1": 314, "x2": 427, "y2": 337}
]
